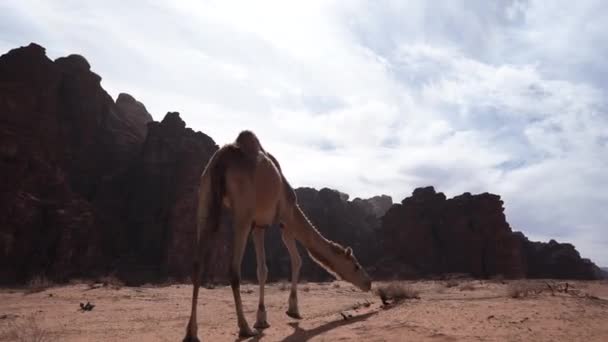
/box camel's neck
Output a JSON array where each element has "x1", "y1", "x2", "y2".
[{"x1": 289, "y1": 205, "x2": 344, "y2": 279}]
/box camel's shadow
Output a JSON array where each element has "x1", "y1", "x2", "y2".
[
  {"x1": 279, "y1": 311, "x2": 378, "y2": 342},
  {"x1": 234, "y1": 310, "x2": 378, "y2": 342}
]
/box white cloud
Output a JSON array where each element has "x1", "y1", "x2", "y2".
[{"x1": 1, "y1": 0, "x2": 607, "y2": 265}]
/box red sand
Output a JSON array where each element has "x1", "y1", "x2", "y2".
[{"x1": 1, "y1": 280, "x2": 607, "y2": 341}]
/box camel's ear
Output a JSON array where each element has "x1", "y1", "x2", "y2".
[{"x1": 345, "y1": 247, "x2": 352, "y2": 257}]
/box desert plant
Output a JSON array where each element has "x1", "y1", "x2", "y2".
[
  {"x1": 26, "y1": 275, "x2": 52, "y2": 294},
  {"x1": 98, "y1": 275, "x2": 124, "y2": 289},
  {"x1": 278, "y1": 281, "x2": 289, "y2": 291},
  {"x1": 445, "y1": 280, "x2": 459, "y2": 288},
  {"x1": 459, "y1": 283, "x2": 476, "y2": 291},
  {"x1": 507, "y1": 281, "x2": 543, "y2": 298},
  {"x1": 375, "y1": 282, "x2": 420, "y2": 305},
  {"x1": 203, "y1": 282, "x2": 216, "y2": 289},
  {"x1": 0, "y1": 316, "x2": 52, "y2": 342},
  {"x1": 490, "y1": 274, "x2": 506, "y2": 284}
]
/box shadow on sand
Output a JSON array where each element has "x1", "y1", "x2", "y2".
[{"x1": 279, "y1": 311, "x2": 378, "y2": 342}]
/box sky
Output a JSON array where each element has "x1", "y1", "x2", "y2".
[{"x1": 1, "y1": 0, "x2": 607, "y2": 266}]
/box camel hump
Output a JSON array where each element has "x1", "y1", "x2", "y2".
[{"x1": 235, "y1": 130, "x2": 263, "y2": 158}]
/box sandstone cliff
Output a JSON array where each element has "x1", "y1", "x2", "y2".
[
  {"x1": 0, "y1": 44, "x2": 601, "y2": 284},
  {"x1": 377, "y1": 186, "x2": 600, "y2": 280}
]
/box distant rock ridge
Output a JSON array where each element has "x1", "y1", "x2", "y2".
[
  {"x1": 377, "y1": 186, "x2": 601, "y2": 280},
  {"x1": 352, "y1": 194, "x2": 393, "y2": 218},
  {"x1": 0, "y1": 43, "x2": 602, "y2": 284}
]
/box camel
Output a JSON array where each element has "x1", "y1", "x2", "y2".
[{"x1": 183, "y1": 130, "x2": 372, "y2": 341}]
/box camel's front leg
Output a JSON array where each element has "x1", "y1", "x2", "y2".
[
  {"x1": 230, "y1": 216, "x2": 257, "y2": 338},
  {"x1": 281, "y1": 228, "x2": 302, "y2": 319},
  {"x1": 252, "y1": 227, "x2": 270, "y2": 329}
]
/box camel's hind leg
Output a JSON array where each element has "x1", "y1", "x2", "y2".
[
  {"x1": 252, "y1": 227, "x2": 270, "y2": 329},
  {"x1": 230, "y1": 214, "x2": 257, "y2": 337},
  {"x1": 184, "y1": 248, "x2": 203, "y2": 342},
  {"x1": 281, "y1": 227, "x2": 302, "y2": 319},
  {"x1": 184, "y1": 221, "x2": 218, "y2": 341}
]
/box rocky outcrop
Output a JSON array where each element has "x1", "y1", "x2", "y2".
[
  {"x1": 523, "y1": 239, "x2": 601, "y2": 279},
  {"x1": 0, "y1": 43, "x2": 159, "y2": 284},
  {"x1": 0, "y1": 43, "x2": 601, "y2": 284},
  {"x1": 115, "y1": 93, "x2": 153, "y2": 140},
  {"x1": 120, "y1": 112, "x2": 217, "y2": 282},
  {"x1": 352, "y1": 195, "x2": 393, "y2": 218},
  {"x1": 377, "y1": 186, "x2": 600, "y2": 280}
]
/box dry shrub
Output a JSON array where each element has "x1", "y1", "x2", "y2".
[
  {"x1": 507, "y1": 281, "x2": 543, "y2": 299},
  {"x1": 68, "y1": 278, "x2": 87, "y2": 286},
  {"x1": 203, "y1": 282, "x2": 216, "y2": 289},
  {"x1": 278, "y1": 281, "x2": 289, "y2": 291},
  {"x1": 375, "y1": 282, "x2": 420, "y2": 304},
  {"x1": 459, "y1": 283, "x2": 476, "y2": 291},
  {"x1": 491, "y1": 274, "x2": 506, "y2": 283},
  {"x1": 350, "y1": 300, "x2": 372, "y2": 310},
  {"x1": 0, "y1": 316, "x2": 52, "y2": 342},
  {"x1": 332, "y1": 282, "x2": 341, "y2": 288},
  {"x1": 445, "y1": 280, "x2": 459, "y2": 288},
  {"x1": 97, "y1": 275, "x2": 124, "y2": 289},
  {"x1": 26, "y1": 275, "x2": 52, "y2": 294},
  {"x1": 302, "y1": 285, "x2": 310, "y2": 292}
]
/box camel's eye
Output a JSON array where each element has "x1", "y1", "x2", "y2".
[{"x1": 354, "y1": 264, "x2": 361, "y2": 271}]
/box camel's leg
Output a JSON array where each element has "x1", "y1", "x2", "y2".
[
  {"x1": 281, "y1": 228, "x2": 302, "y2": 319},
  {"x1": 252, "y1": 228, "x2": 270, "y2": 329},
  {"x1": 230, "y1": 216, "x2": 257, "y2": 337},
  {"x1": 184, "y1": 250, "x2": 203, "y2": 342},
  {"x1": 184, "y1": 226, "x2": 212, "y2": 342}
]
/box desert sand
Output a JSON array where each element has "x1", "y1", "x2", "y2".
[{"x1": 1, "y1": 280, "x2": 607, "y2": 341}]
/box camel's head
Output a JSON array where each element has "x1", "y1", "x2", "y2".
[{"x1": 329, "y1": 244, "x2": 372, "y2": 292}]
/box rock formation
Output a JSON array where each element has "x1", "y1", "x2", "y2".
[
  {"x1": 352, "y1": 195, "x2": 393, "y2": 218},
  {"x1": 0, "y1": 43, "x2": 217, "y2": 284},
  {"x1": 377, "y1": 186, "x2": 601, "y2": 280},
  {"x1": 0, "y1": 43, "x2": 153, "y2": 283},
  {"x1": 0, "y1": 43, "x2": 602, "y2": 284}
]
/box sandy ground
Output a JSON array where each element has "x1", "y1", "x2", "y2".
[{"x1": 1, "y1": 279, "x2": 607, "y2": 341}]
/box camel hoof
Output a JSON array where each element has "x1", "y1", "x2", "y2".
[
  {"x1": 285, "y1": 311, "x2": 302, "y2": 319},
  {"x1": 238, "y1": 328, "x2": 259, "y2": 338},
  {"x1": 254, "y1": 321, "x2": 270, "y2": 330},
  {"x1": 182, "y1": 336, "x2": 200, "y2": 342}
]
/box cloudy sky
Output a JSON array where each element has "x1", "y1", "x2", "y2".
[{"x1": 1, "y1": 0, "x2": 607, "y2": 266}]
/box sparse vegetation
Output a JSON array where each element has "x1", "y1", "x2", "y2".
[
  {"x1": 278, "y1": 281, "x2": 289, "y2": 291},
  {"x1": 97, "y1": 275, "x2": 124, "y2": 289},
  {"x1": 26, "y1": 275, "x2": 53, "y2": 294},
  {"x1": 445, "y1": 280, "x2": 459, "y2": 288},
  {"x1": 375, "y1": 282, "x2": 420, "y2": 305},
  {"x1": 0, "y1": 316, "x2": 52, "y2": 342},
  {"x1": 68, "y1": 278, "x2": 87, "y2": 286},
  {"x1": 203, "y1": 282, "x2": 216, "y2": 289},
  {"x1": 507, "y1": 281, "x2": 543, "y2": 298},
  {"x1": 350, "y1": 300, "x2": 372, "y2": 310},
  {"x1": 490, "y1": 274, "x2": 506, "y2": 284},
  {"x1": 459, "y1": 283, "x2": 476, "y2": 291},
  {"x1": 332, "y1": 282, "x2": 341, "y2": 288}
]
